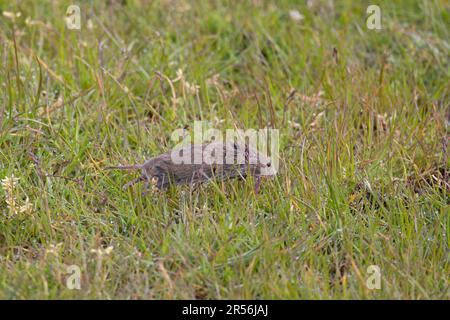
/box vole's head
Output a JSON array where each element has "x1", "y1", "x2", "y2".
[
  {"x1": 230, "y1": 142, "x2": 277, "y2": 177},
  {"x1": 141, "y1": 154, "x2": 171, "y2": 177}
]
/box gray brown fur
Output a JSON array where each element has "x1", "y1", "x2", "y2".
[{"x1": 106, "y1": 142, "x2": 274, "y2": 193}]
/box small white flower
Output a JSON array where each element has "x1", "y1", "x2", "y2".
[
  {"x1": 172, "y1": 96, "x2": 183, "y2": 106},
  {"x1": 91, "y1": 246, "x2": 114, "y2": 257},
  {"x1": 46, "y1": 243, "x2": 63, "y2": 256},
  {"x1": 2, "y1": 175, "x2": 20, "y2": 216},
  {"x1": 289, "y1": 10, "x2": 304, "y2": 22},
  {"x1": 213, "y1": 117, "x2": 225, "y2": 126},
  {"x1": 19, "y1": 197, "x2": 33, "y2": 214},
  {"x1": 310, "y1": 111, "x2": 325, "y2": 129},
  {"x1": 173, "y1": 68, "x2": 184, "y2": 82},
  {"x1": 5, "y1": 197, "x2": 16, "y2": 208},
  {"x1": 1, "y1": 174, "x2": 19, "y2": 192},
  {"x1": 288, "y1": 120, "x2": 301, "y2": 129},
  {"x1": 2, "y1": 174, "x2": 35, "y2": 216},
  {"x1": 87, "y1": 19, "x2": 94, "y2": 30},
  {"x1": 149, "y1": 177, "x2": 159, "y2": 193},
  {"x1": 3, "y1": 11, "x2": 21, "y2": 20},
  {"x1": 185, "y1": 81, "x2": 200, "y2": 95},
  {"x1": 206, "y1": 74, "x2": 220, "y2": 86}
]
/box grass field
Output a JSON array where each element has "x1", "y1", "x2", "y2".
[{"x1": 0, "y1": 0, "x2": 448, "y2": 299}]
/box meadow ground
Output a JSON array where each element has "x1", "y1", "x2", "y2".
[{"x1": 0, "y1": 0, "x2": 448, "y2": 299}]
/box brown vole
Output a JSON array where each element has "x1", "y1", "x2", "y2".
[{"x1": 106, "y1": 141, "x2": 275, "y2": 193}]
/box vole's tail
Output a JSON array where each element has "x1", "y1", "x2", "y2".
[{"x1": 105, "y1": 165, "x2": 142, "y2": 170}]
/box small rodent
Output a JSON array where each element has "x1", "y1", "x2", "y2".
[{"x1": 106, "y1": 141, "x2": 275, "y2": 193}]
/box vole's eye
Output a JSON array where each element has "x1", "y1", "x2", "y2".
[{"x1": 267, "y1": 162, "x2": 271, "y2": 167}]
